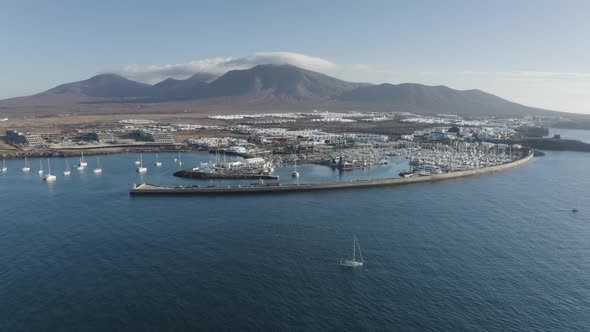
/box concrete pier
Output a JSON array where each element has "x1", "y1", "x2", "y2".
[{"x1": 130, "y1": 150, "x2": 534, "y2": 196}]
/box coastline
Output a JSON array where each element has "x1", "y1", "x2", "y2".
[
  {"x1": 130, "y1": 149, "x2": 534, "y2": 195},
  {"x1": 0, "y1": 144, "x2": 194, "y2": 160}
]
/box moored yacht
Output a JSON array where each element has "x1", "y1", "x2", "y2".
[
  {"x1": 43, "y1": 159, "x2": 56, "y2": 181},
  {"x1": 63, "y1": 158, "x2": 71, "y2": 176},
  {"x1": 93, "y1": 157, "x2": 102, "y2": 174},
  {"x1": 22, "y1": 157, "x2": 30, "y2": 172},
  {"x1": 78, "y1": 151, "x2": 87, "y2": 168},
  {"x1": 291, "y1": 156, "x2": 299, "y2": 178},
  {"x1": 136, "y1": 154, "x2": 147, "y2": 173}
]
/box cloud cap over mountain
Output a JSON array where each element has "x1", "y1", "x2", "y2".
[{"x1": 118, "y1": 52, "x2": 337, "y2": 84}]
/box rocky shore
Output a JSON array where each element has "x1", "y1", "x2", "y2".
[{"x1": 516, "y1": 138, "x2": 590, "y2": 152}]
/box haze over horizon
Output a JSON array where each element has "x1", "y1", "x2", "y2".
[{"x1": 1, "y1": 0, "x2": 589, "y2": 114}]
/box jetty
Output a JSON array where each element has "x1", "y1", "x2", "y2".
[{"x1": 130, "y1": 149, "x2": 534, "y2": 196}]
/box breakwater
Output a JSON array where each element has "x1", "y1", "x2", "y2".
[{"x1": 130, "y1": 150, "x2": 534, "y2": 195}]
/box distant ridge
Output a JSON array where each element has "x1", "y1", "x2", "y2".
[
  {"x1": 334, "y1": 83, "x2": 546, "y2": 117},
  {"x1": 0, "y1": 64, "x2": 557, "y2": 117},
  {"x1": 42, "y1": 73, "x2": 152, "y2": 98}
]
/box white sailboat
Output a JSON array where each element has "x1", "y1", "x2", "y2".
[
  {"x1": 291, "y1": 156, "x2": 299, "y2": 178},
  {"x1": 78, "y1": 151, "x2": 87, "y2": 169},
  {"x1": 43, "y1": 159, "x2": 56, "y2": 181},
  {"x1": 339, "y1": 234, "x2": 364, "y2": 268},
  {"x1": 136, "y1": 154, "x2": 147, "y2": 173},
  {"x1": 177, "y1": 152, "x2": 182, "y2": 166},
  {"x1": 1, "y1": 159, "x2": 6, "y2": 172},
  {"x1": 134, "y1": 154, "x2": 141, "y2": 165},
  {"x1": 22, "y1": 157, "x2": 30, "y2": 172},
  {"x1": 154, "y1": 153, "x2": 162, "y2": 167},
  {"x1": 63, "y1": 158, "x2": 71, "y2": 176},
  {"x1": 37, "y1": 159, "x2": 44, "y2": 175},
  {"x1": 93, "y1": 156, "x2": 102, "y2": 174}
]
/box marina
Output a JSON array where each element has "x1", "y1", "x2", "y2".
[
  {"x1": 131, "y1": 149, "x2": 534, "y2": 195},
  {"x1": 0, "y1": 141, "x2": 534, "y2": 193},
  {"x1": 173, "y1": 156, "x2": 278, "y2": 180}
]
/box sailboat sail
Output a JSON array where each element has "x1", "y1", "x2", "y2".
[{"x1": 339, "y1": 234, "x2": 364, "y2": 267}]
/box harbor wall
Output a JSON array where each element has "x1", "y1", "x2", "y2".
[{"x1": 130, "y1": 150, "x2": 534, "y2": 195}]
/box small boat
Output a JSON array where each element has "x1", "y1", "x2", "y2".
[
  {"x1": 177, "y1": 152, "x2": 182, "y2": 166},
  {"x1": 572, "y1": 209, "x2": 578, "y2": 213},
  {"x1": 37, "y1": 160, "x2": 44, "y2": 175},
  {"x1": 22, "y1": 157, "x2": 30, "y2": 172},
  {"x1": 64, "y1": 158, "x2": 71, "y2": 176},
  {"x1": 78, "y1": 151, "x2": 87, "y2": 168},
  {"x1": 1, "y1": 159, "x2": 6, "y2": 172},
  {"x1": 136, "y1": 154, "x2": 147, "y2": 173},
  {"x1": 43, "y1": 159, "x2": 56, "y2": 181},
  {"x1": 154, "y1": 153, "x2": 162, "y2": 167},
  {"x1": 339, "y1": 234, "x2": 364, "y2": 268},
  {"x1": 134, "y1": 154, "x2": 141, "y2": 165},
  {"x1": 93, "y1": 157, "x2": 102, "y2": 174},
  {"x1": 291, "y1": 156, "x2": 299, "y2": 178}
]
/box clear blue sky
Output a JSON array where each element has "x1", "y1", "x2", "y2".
[{"x1": 1, "y1": 0, "x2": 589, "y2": 113}]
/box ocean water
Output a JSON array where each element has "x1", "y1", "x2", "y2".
[{"x1": 0, "y1": 150, "x2": 589, "y2": 331}]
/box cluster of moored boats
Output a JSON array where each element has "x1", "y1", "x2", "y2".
[
  {"x1": 273, "y1": 148, "x2": 393, "y2": 172},
  {"x1": 177, "y1": 154, "x2": 278, "y2": 180},
  {"x1": 15, "y1": 152, "x2": 103, "y2": 182},
  {"x1": 7, "y1": 152, "x2": 169, "y2": 182},
  {"x1": 397, "y1": 144, "x2": 523, "y2": 177}
]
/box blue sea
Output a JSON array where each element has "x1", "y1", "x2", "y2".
[{"x1": 1, "y1": 147, "x2": 589, "y2": 330}]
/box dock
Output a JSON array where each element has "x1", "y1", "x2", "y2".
[{"x1": 130, "y1": 150, "x2": 534, "y2": 196}]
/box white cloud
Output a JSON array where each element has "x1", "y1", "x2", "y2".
[
  {"x1": 498, "y1": 71, "x2": 590, "y2": 79},
  {"x1": 459, "y1": 71, "x2": 489, "y2": 75},
  {"x1": 418, "y1": 72, "x2": 440, "y2": 76},
  {"x1": 117, "y1": 52, "x2": 336, "y2": 84}
]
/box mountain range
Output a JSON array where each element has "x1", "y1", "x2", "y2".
[{"x1": 0, "y1": 64, "x2": 558, "y2": 118}]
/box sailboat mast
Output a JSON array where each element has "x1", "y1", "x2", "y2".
[{"x1": 353, "y1": 234, "x2": 356, "y2": 261}]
